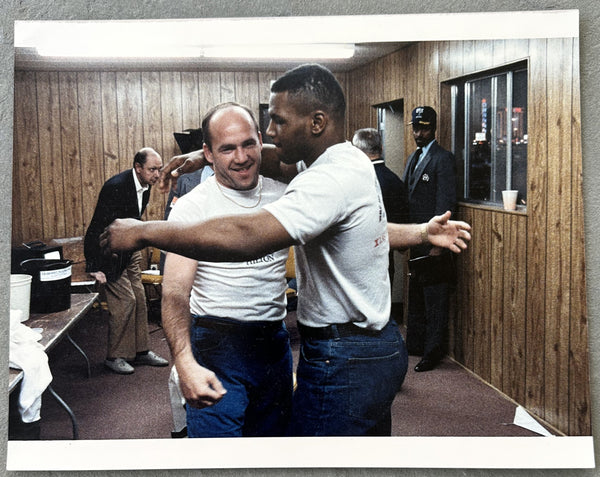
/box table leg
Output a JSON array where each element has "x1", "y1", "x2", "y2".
[
  {"x1": 66, "y1": 333, "x2": 91, "y2": 378},
  {"x1": 47, "y1": 385, "x2": 79, "y2": 439}
]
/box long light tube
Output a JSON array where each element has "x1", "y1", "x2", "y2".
[
  {"x1": 36, "y1": 42, "x2": 355, "y2": 59},
  {"x1": 203, "y1": 44, "x2": 354, "y2": 59}
]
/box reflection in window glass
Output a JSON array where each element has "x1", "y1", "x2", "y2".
[{"x1": 453, "y1": 66, "x2": 527, "y2": 207}]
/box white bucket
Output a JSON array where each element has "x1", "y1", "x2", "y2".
[{"x1": 10, "y1": 274, "x2": 32, "y2": 322}]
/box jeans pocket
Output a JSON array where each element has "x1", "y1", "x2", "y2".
[
  {"x1": 300, "y1": 337, "x2": 332, "y2": 364},
  {"x1": 191, "y1": 326, "x2": 226, "y2": 354},
  {"x1": 347, "y1": 350, "x2": 405, "y2": 420}
]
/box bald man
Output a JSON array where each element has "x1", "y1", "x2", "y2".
[{"x1": 84, "y1": 147, "x2": 168, "y2": 374}]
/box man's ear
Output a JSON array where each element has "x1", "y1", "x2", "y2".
[
  {"x1": 203, "y1": 143, "x2": 214, "y2": 165},
  {"x1": 310, "y1": 111, "x2": 327, "y2": 136}
]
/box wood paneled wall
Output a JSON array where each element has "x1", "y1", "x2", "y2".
[
  {"x1": 346, "y1": 38, "x2": 589, "y2": 436},
  {"x1": 12, "y1": 37, "x2": 589, "y2": 436},
  {"x1": 12, "y1": 69, "x2": 288, "y2": 243}
]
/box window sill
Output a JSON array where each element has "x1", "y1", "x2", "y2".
[{"x1": 457, "y1": 201, "x2": 527, "y2": 215}]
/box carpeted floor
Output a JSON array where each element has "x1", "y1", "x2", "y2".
[{"x1": 10, "y1": 303, "x2": 553, "y2": 440}]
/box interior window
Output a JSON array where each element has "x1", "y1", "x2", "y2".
[{"x1": 451, "y1": 65, "x2": 528, "y2": 208}]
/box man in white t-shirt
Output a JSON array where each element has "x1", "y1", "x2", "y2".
[
  {"x1": 102, "y1": 64, "x2": 471, "y2": 436},
  {"x1": 162, "y1": 103, "x2": 292, "y2": 437}
]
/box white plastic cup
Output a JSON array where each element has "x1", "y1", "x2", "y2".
[
  {"x1": 502, "y1": 190, "x2": 518, "y2": 211},
  {"x1": 10, "y1": 274, "x2": 32, "y2": 322}
]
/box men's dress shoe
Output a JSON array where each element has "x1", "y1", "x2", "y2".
[
  {"x1": 133, "y1": 350, "x2": 168, "y2": 367},
  {"x1": 414, "y1": 358, "x2": 438, "y2": 372},
  {"x1": 104, "y1": 358, "x2": 135, "y2": 375}
]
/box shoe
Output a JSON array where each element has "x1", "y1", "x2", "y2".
[
  {"x1": 171, "y1": 427, "x2": 188, "y2": 438},
  {"x1": 132, "y1": 350, "x2": 168, "y2": 367},
  {"x1": 105, "y1": 358, "x2": 134, "y2": 375},
  {"x1": 414, "y1": 358, "x2": 438, "y2": 372}
]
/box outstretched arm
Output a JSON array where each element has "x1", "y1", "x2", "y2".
[
  {"x1": 388, "y1": 211, "x2": 471, "y2": 253},
  {"x1": 100, "y1": 209, "x2": 295, "y2": 262},
  {"x1": 158, "y1": 144, "x2": 297, "y2": 193}
]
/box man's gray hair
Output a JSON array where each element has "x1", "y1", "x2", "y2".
[{"x1": 352, "y1": 128, "x2": 382, "y2": 156}]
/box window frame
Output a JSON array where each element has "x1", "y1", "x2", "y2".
[{"x1": 445, "y1": 60, "x2": 528, "y2": 209}]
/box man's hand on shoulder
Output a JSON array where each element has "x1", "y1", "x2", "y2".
[{"x1": 158, "y1": 149, "x2": 205, "y2": 193}]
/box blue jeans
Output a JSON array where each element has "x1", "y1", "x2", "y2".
[
  {"x1": 187, "y1": 316, "x2": 293, "y2": 437},
  {"x1": 289, "y1": 320, "x2": 408, "y2": 436}
]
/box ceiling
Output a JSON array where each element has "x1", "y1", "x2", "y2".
[{"x1": 14, "y1": 17, "x2": 412, "y2": 72}]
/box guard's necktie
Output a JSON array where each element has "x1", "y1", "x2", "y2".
[{"x1": 409, "y1": 148, "x2": 422, "y2": 178}]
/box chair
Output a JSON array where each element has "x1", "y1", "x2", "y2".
[{"x1": 141, "y1": 247, "x2": 163, "y2": 322}]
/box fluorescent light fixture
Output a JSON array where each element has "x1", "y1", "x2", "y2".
[
  {"x1": 36, "y1": 41, "x2": 354, "y2": 60},
  {"x1": 203, "y1": 44, "x2": 354, "y2": 59},
  {"x1": 36, "y1": 43, "x2": 204, "y2": 58}
]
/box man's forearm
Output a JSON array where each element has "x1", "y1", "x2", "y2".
[
  {"x1": 388, "y1": 222, "x2": 428, "y2": 250},
  {"x1": 161, "y1": 252, "x2": 196, "y2": 366},
  {"x1": 103, "y1": 210, "x2": 294, "y2": 263},
  {"x1": 161, "y1": 289, "x2": 194, "y2": 364}
]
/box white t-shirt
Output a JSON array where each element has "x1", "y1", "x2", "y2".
[
  {"x1": 264, "y1": 141, "x2": 391, "y2": 330},
  {"x1": 168, "y1": 175, "x2": 289, "y2": 322}
]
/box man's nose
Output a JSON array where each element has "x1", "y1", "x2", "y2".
[
  {"x1": 266, "y1": 120, "x2": 275, "y2": 138},
  {"x1": 233, "y1": 146, "x2": 247, "y2": 162}
]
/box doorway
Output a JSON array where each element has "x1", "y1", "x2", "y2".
[{"x1": 375, "y1": 99, "x2": 406, "y2": 308}]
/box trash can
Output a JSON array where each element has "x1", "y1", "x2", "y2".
[{"x1": 19, "y1": 259, "x2": 72, "y2": 313}]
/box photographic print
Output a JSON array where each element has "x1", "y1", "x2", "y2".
[{"x1": 4, "y1": 4, "x2": 596, "y2": 473}]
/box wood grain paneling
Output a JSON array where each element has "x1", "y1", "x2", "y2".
[
  {"x1": 504, "y1": 213, "x2": 527, "y2": 404},
  {"x1": 525, "y1": 38, "x2": 550, "y2": 421},
  {"x1": 100, "y1": 72, "x2": 120, "y2": 181},
  {"x1": 198, "y1": 72, "x2": 222, "y2": 118},
  {"x1": 181, "y1": 71, "x2": 200, "y2": 129},
  {"x1": 58, "y1": 72, "x2": 84, "y2": 237},
  {"x1": 544, "y1": 37, "x2": 574, "y2": 432},
  {"x1": 77, "y1": 71, "x2": 104, "y2": 236},
  {"x1": 490, "y1": 211, "x2": 505, "y2": 390},
  {"x1": 235, "y1": 72, "x2": 260, "y2": 116},
  {"x1": 36, "y1": 71, "x2": 66, "y2": 239},
  {"x1": 219, "y1": 72, "x2": 236, "y2": 103},
  {"x1": 472, "y1": 208, "x2": 492, "y2": 381},
  {"x1": 568, "y1": 39, "x2": 590, "y2": 437},
  {"x1": 116, "y1": 72, "x2": 144, "y2": 171},
  {"x1": 455, "y1": 206, "x2": 474, "y2": 368},
  {"x1": 13, "y1": 71, "x2": 42, "y2": 242},
  {"x1": 142, "y1": 71, "x2": 166, "y2": 220}
]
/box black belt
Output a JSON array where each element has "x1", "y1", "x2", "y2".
[
  {"x1": 297, "y1": 322, "x2": 384, "y2": 340},
  {"x1": 192, "y1": 315, "x2": 283, "y2": 334}
]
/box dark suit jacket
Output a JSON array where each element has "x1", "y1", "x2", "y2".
[
  {"x1": 372, "y1": 159, "x2": 409, "y2": 224},
  {"x1": 84, "y1": 169, "x2": 150, "y2": 282},
  {"x1": 402, "y1": 141, "x2": 456, "y2": 257}
]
